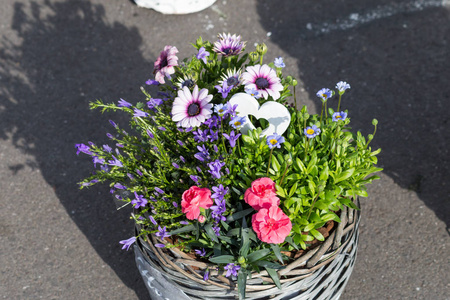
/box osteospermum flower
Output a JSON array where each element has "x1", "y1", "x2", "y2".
[
  {"x1": 153, "y1": 45, "x2": 179, "y2": 84},
  {"x1": 218, "y1": 68, "x2": 242, "y2": 89},
  {"x1": 175, "y1": 75, "x2": 195, "y2": 89},
  {"x1": 316, "y1": 88, "x2": 333, "y2": 102},
  {"x1": 242, "y1": 64, "x2": 283, "y2": 100},
  {"x1": 172, "y1": 85, "x2": 213, "y2": 128},
  {"x1": 213, "y1": 33, "x2": 246, "y2": 57},
  {"x1": 332, "y1": 111, "x2": 348, "y2": 122},
  {"x1": 304, "y1": 125, "x2": 321, "y2": 138}
]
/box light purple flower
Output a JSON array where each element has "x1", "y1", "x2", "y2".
[
  {"x1": 195, "y1": 248, "x2": 207, "y2": 257},
  {"x1": 245, "y1": 87, "x2": 261, "y2": 99},
  {"x1": 224, "y1": 263, "x2": 241, "y2": 277},
  {"x1": 155, "y1": 226, "x2": 171, "y2": 239},
  {"x1": 196, "y1": 47, "x2": 210, "y2": 64},
  {"x1": 222, "y1": 130, "x2": 241, "y2": 148},
  {"x1": 332, "y1": 111, "x2": 348, "y2": 122},
  {"x1": 147, "y1": 98, "x2": 163, "y2": 110},
  {"x1": 207, "y1": 159, "x2": 225, "y2": 179},
  {"x1": 304, "y1": 125, "x2": 321, "y2": 138},
  {"x1": 145, "y1": 79, "x2": 160, "y2": 86},
  {"x1": 336, "y1": 81, "x2": 351, "y2": 94},
  {"x1": 118, "y1": 98, "x2": 132, "y2": 108},
  {"x1": 131, "y1": 192, "x2": 148, "y2": 209},
  {"x1": 103, "y1": 144, "x2": 112, "y2": 153},
  {"x1": 212, "y1": 184, "x2": 228, "y2": 200},
  {"x1": 215, "y1": 81, "x2": 232, "y2": 99},
  {"x1": 149, "y1": 216, "x2": 157, "y2": 225},
  {"x1": 109, "y1": 120, "x2": 118, "y2": 128},
  {"x1": 172, "y1": 162, "x2": 180, "y2": 169},
  {"x1": 180, "y1": 221, "x2": 189, "y2": 225},
  {"x1": 172, "y1": 86, "x2": 213, "y2": 128},
  {"x1": 75, "y1": 143, "x2": 92, "y2": 156},
  {"x1": 203, "y1": 270, "x2": 209, "y2": 281},
  {"x1": 155, "y1": 243, "x2": 166, "y2": 248},
  {"x1": 153, "y1": 45, "x2": 179, "y2": 84},
  {"x1": 214, "y1": 103, "x2": 228, "y2": 116},
  {"x1": 266, "y1": 132, "x2": 285, "y2": 149},
  {"x1": 274, "y1": 57, "x2": 285, "y2": 68},
  {"x1": 154, "y1": 187, "x2": 164, "y2": 194},
  {"x1": 242, "y1": 64, "x2": 283, "y2": 100},
  {"x1": 108, "y1": 155, "x2": 123, "y2": 167},
  {"x1": 190, "y1": 175, "x2": 200, "y2": 184},
  {"x1": 316, "y1": 88, "x2": 333, "y2": 102},
  {"x1": 133, "y1": 108, "x2": 149, "y2": 118},
  {"x1": 119, "y1": 237, "x2": 136, "y2": 251},
  {"x1": 114, "y1": 183, "x2": 127, "y2": 190},
  {"x1": 92, "y1": 156, "x2": 105, "y2": 167}
]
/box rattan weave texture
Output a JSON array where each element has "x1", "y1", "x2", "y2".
[{"x1": 136, "y1": 204, "x2": 360, "y2": 300}]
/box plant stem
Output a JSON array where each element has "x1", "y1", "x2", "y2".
[
  {"x1": 293, "y1": 85, "x2": 297, "y2": 109},
  {"x1": 267, "y1": 148, "x2": 274, "y2": 176},
  {"x1": 279, "y1": 163, "x2": 291, "y2": 185},
  {"x1": 324, "y1": 101, "x2": 328, "y2": 124},
  {"x1": 320, "y1": 103, "x2": 324, "y2": 124},
  {"x1": 337, "y1": 94, "x2": 342, "y2": 111}
]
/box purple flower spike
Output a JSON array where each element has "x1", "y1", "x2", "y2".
[{"x1": 119, "y1": 237, "x2": 136, "y2": 251}]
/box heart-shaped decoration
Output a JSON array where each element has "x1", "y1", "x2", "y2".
[{"x1": 228, "y1": 93, "x2": 291, "y2": 137}]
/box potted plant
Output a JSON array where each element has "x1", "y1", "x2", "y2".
[{"x1": 76, "y1": 33, "x2": 382, "y2": 299}]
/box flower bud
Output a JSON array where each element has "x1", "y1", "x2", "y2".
[
  {"x1": 249, "y1": 52, "x2": 259, "y2": 62},
  {"x1": 198, "y1": 215, "x2": 206, "y2": 223},
  {"x1": 372, "y1": 119, "x2": 378, "y2": 126},
  {"x1": 256, "y1": 43, "x2": 268, "y2": 55}
]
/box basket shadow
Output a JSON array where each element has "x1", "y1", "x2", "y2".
[
  {"x1": 256, "y1": 0, "x2": 450, "y2": 230},
  {"x1": 1, "y1": 1, "x2": 153, "y2": 298}
]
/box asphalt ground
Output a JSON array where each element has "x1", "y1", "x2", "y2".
[{"x1": 0, "y1": 0, "x2": 449, "y2": 299}]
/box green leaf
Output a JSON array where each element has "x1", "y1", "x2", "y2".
[
  {"x1": 340, "y1": 197, "x2": 360, "y2": 210},
  {"x1": 247, "y1": 249, "x2": 271, "y2": 263},
  {"x1": 310, "y1": 229, "x2": 325, "y2": 241},
  {"x1": 238, "y1": 269, "x2": 247, "y2": 300},
  {"x1": 270, "y1": 244, "x2": 284, "y2": 264},
  {"x1": 226, "y1": 208, "x2": 254, "y2": 222},
  {"x1": 335, "y1": 168, "x2": 355, "y2": 183},
  {"x1": 205, "y1": 224, "x2": 219, "y2": 243},
  {"x1": 167, "y1": 224, "x2": 195, "y2": 235},
  {"x1": 253, "y1": 260, "x2": 285, "y2": 270},
  {"x1": 289, "y1": 182, "x2": 298, "y2": 197},
  {"x1": 240, "y1": 229, "x2": 251, "y2": 257},
  {"x1": 284, "y1": 236, "x2": 299, "y2": 250},
  {"x1": 304, "y1": 223, "x2": 315, "y2": 232},
  {"x1": 275, "y1": 184, "x2": 287, "y2": 198},
  {"x1": 295, "y1": 157, "x2": 306, "y2": 173},
  {"x1": 265, "y1": 267, "x2": 281, "y2": 289},
  {"x1": 209, "y1": 255, "x2": 235, "y2": 264},
  {"x1": 241, "y1": 134, "x2": 255, "y2": 145}
]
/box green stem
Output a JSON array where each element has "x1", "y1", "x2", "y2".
[
  {"x1": 320, "y1": 103, "x2": 324, "y2": 124},
  {"x1": 324, "y1": 102, "x2": 328, "y2": 124},
  {"x1": 279, "y1": 163, "x2": 291, "y2": 185},
  {"x1": 337, "y1": 94, "x2": 342, "y2": 111},
  {"x1": 267, "y1": 148, "x2": 274, "y2": 176},
  {"x1": 293, "y1": 85, "x2": 297, "y2": 109},
  {"x1": 304, "y1": 138, "x2": 309, "y2": 159}
]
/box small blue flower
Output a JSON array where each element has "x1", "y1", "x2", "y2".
[
  {"x1": 108, "y1": 155, "x2": 123, "y2": 167},
  {"x1": 223, "y1": 130, "x2": 241, "y2": 148},
  {"x1": 103, "y1": 144, "x2": 112, "y2": 153},
  {"x1": 145, "y1": 79, "x2": 160, "y2": 86},
  {"x1": 316, "y1": 88, "x2": 333, "y2": 102},
  {"x1": 211, "y1": 184, "x2": 228, "y2": 201},
  {"x1": 131, "y1": 192, "x2": 148, "y2": 209},
  {"x1": 224, "y1": 263, "x2": 241, "y2": 277},
  {"x1": 154, "y1": 187, "x2": 164, "y2": 194},
  {"x1": 155, "y1": 226, "x2": 171, "y2": 239},
  {"x1": 194, "y1": 248, "x2": 207, "y2": 257},
  {"x1": 274, "y1": 57, "x2": 285, "y2": 68},
  {"x1": 118, "y1": 98, "x2": 132, "y2": 108},
  {"x1": 133, "y1": 108, "x2": 148, "y2": 118},
  {"x1": 266, "y1": 132, "x2": 285, "y2": 149},
  {"x1": 332, "y1": 111, "x2": 348, "y2": 122},
  {"x1": 245, "y1": 87, "x2": 261, "y2": 99},
  {"x1": 214, "y1": 103, "x2": 228, "y2": 116},
  {"x1": 336, "y1": 81, "x2": 351, "y2": 94},
  {"x1": 75, "y1": 143, "x2": 93, "y2": 156},
  {"x1": 119, "y1": 237, "x2": 136, "y2": 251},
  {"x1": 229, "y1": 116, "x2": 246, "y2": 130},
  {"x1": 207, "y1": 159, "x2": 225, "y2": 179},
  {"x1": 304, "y1": 125, "x2": 321, "y2": 138},
  {"x1": 215, "y1": 81, "x2": 233, "y2": 98},
  {"x1": 114, "y1": 183, "x2": 127, "y2": 190},
  {"x1": 196, "y1": 47, "x2": 210, "y2": 64}
]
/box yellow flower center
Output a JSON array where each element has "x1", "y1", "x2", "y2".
[
  {"x1": 336, "y1": 115, "x2": 342, "y2": 119},
  {"x1": 307, "y1": 129, "x2": 315, "y2": 135},
  {"x1": 270, "y1": 139, "x2": 278, "y2": 145},
  {"x1": 322, "y1": 94, "x2": 327, "y2": 99},
  {"x1": 234, "y1": 121, "x2": 241, "y2": 126}
]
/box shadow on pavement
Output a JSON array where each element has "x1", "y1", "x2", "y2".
[
  {"x1": 257, "y1": 0, "x2": 450, "y2": 231},
  {"x1": 0, "y1": 0, "x2": 151, "y2": 298}
]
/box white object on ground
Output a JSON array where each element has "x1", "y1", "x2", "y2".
[{"x1": 134, "y1": 0, "x2": 217, "y2": 14}]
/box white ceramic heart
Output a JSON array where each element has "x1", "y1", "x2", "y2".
[{"x1": 228, "y1": 93, "x2": 291, "y2": 137}]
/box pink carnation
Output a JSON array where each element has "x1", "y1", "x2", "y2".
[
  {"x1": 252, "y1": 206, "x2": 292, "y2": 244},
  {"x1": 244, "y1": 177, "x2": 279, "y2": 210},
  {"x1": 153, "y1": 45, "x2": 179, "y2": 84},
  {"x1": 181, "y1": 186, "x2": 213, "y2": 220}
]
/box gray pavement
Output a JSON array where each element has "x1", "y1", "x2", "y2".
[{"x1": 0, "y1": 0, "x2": 449, "y2": 299}]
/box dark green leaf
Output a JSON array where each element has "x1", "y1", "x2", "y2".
[
  {"x1": 238, "y1": 269, "x2": 247, "y2": 300},
  {"x1": 247, "y1": 249, "x2": 271, "y2": 263},
  {"x1": 253, "y1": 260, "x2": 285, "y2": 270},
  {"x1": 265, "y1": 267, "x2": 281, "y2": 289},
  {"x1": 270, "y1": 244, "x2": 284, "y2": 264},
  {"x1": 226, "y1": 208, "x2": 254, "y2": 222},
  {"x1": 205, "y1": 224, "x2": 219, "y2": 243},
  {"x1": 168, "y1": 224, "x2": 195, "y2": 235},
  {"x1": 209, "y1": 255, "x2": 235, "y2": 264}
]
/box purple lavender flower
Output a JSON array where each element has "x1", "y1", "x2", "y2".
[
  {"x1": 145, "y1": 79, "x2": 160, "y2": 86},
  {"x1": 196, "y1": 47, "x2": 210, "y2": 64},
  {"x1": 154, "y1": 187, "x2": 164, "y2": 194},
  {"x1": 224, "y1": 263, "x2": 241, "y2": 277},
  {"x1": 114, "y1": 183, "x2": 127, "y2": 190},
  {"x1": 118, "y1": 98, "x2": 132, "y2": 108},
  {"x1": 119, "y1": 236, "x2": 136, "y2": 251},
  {"x1": 155, "y1": 226, "x2": 171, "y2": 239},
  {"x1": 131, "y1": 192, "x2": 148, "y2": 209},
  {"x1": 146, "y1": 129, "x2": 154, "y2": 139},
  {"x1": 109, "y1": 120, "x2": 118, "y2": 128},
  {"x1": 180, "y1": 156, "x2": 186, "y2": 163},
  {"x1": 274, "y1": 57, "x2": 285, "y2": 68},
  {"x1": 211, "y1": 184, "x2": 228, "y2": 200},
  {"x1": 190, "y1": 175, "x2": 200, "y2": 184},
  {"x1": 332, "y1": 111, "x2": 348, "y2": 122},
  {"x1": 207, "y1": 160, "x2": 225, "y2": 179},
  {"x1": 133, "y1": 108, "x2": 149, "y2": 118},
  {"x1": 203, "y1": 270, "x2": 209, "y2": 281},
  {"x1": 215, "y1": 81, "x2": 233, "y2": 98},
  {"x1": 195, "y1": 248, "x2": 207, "y2": 257},
  {"x1": 266, "y1": 132, "x2": 285, "y2": 149},
  {"x1": 108, "y1": 155, "x2": 123, "y2": 167},
  {"x1": 92, "y1": 156, "x2": 105, "y2": 167},
  {"x1": 222, "y1": 130, "x2": 241, "y2": 148},
  {"x1": 103, "y1": 144, "x2": 112, "y2": 153},
  {"x1": 75, "y1": 143, "x2": 93, "y2": 156}
]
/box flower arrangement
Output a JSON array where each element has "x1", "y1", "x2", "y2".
[{"x1": 76, "y1": 33, "x2": 382, "y2": 298}]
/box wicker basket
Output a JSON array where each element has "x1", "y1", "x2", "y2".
[{"x1": 134, "y1": 203, "x2": 360, "y2": 300}]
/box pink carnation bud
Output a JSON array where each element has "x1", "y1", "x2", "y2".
[
  {"x1": 198, "y1": 215, "x2": 206, "y2": 223},
  {"x1": 244, "y1": 177, "x2": 279, "y2": 210}
]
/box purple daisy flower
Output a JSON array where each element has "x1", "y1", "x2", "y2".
[
  {"x1": 316, "y1": 88, "x2": 333, "y2": 102},
  {"x1": 213, "y1": 33, "x2": 246, "y2": 57},
  {"x1": 266, "y1": 132, "x2": 285, "y2": 149},
  {"x1": 172, "y1": 85, "x2": 213, "y2": 128},
  {"x1": 336, "y1": 81, "x2": 351, "y2": 94},
  {"x1": 119, "y1": 237, "x2": 136, "y2": 251},
  {"x1": 218, "y1": 68, "x2": 242, "y2": 89},
  {"x1": 224, "y1": 263, "x2": 241, "y2": 277},
  {"x1": 304, "y1": 125, "x2": 321, "y2": 138},
  {"x1": 332, "y1": 111, "x2": 348, "y2": 122},
  {"x1": 153, "y1": 45, "x2": 179, "y2": 84},
  {"x1": 196, "y1": 47, "x2": 210, "y2": 64},
  {"x1": 242, "y1": 64, "x2": 283, "y2": 100}
]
